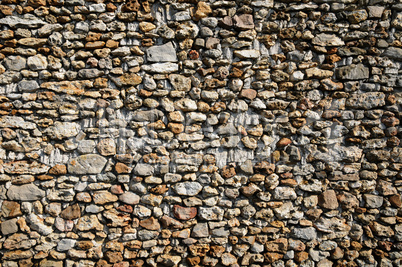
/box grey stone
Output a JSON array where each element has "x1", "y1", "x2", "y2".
[
  {"x1": 68, "y1": 154, "x2": 107, "y2": 174},
  {"x1": 1, "y1": 218, "x2": 18, "y2": 235},
  {"x1": 26, "y1": 214, "x2": 53, "y2": 235},
  {"x1": 364, "y1": 194, "x2": 384, "y2": 208},
  {"x1": 133, "y1": 109, "x2": 163, "y2": 122},
  {"x1": 44, "y1": 122, "x2": 80, "y2": 140},
  {"x1": 78, "y1": 69, "x2": 104, "y2": 79},
  {"x1": 292, "y1": 227, "x2": 317, "y2": 241},
  {"x1": 4, "y1": 56, "x2": 26, "y2": 71},
  {"x1": 0, "y1": 15, "x2": 47, "y2": 28},
  {"x1": 38, "y1": 24, "x2": 63, "y2": 37},
  {"x1": 57, "y1": 239, "x2": 76, "y2": 252},
  {"x1": 336, "y1": 64, "x2": 369, "y2": 80},
  {"x1": 77, "y1": 140, "x2": 96, "y2": 154},
  {"x1": 146, "y1": 42, "x2": 177, "y2": 63},
  {"x1": 312, "y1": 33, "x2": 345, "y2": 46},
  {"x1": 346, "y1": 92, "x2": 385, "y2": 110},
  {"x1": 119, "y1": 192, "x2": 140, "y2": 205},
  {"x1": 382, "y1": 47, "x2": 402, "y2": 60},
  {"x1": 191, "y1": 222, "x2": 209, "y2": 237},
  {"x1": 173, "y1": 182, "x2": 203, "y2": 196},
  {"x1": 27, "y1": 54, "x2": 48, "y2": 71},
  {"x1": 18, "y1": 80, "x2": 39, "y2": 92},
  {"x1": 134, "y1": 164, "x2": 154, "y2": 176},
  {"x1": 7, "y1": 184, "x2": 45, "y2": 201}
]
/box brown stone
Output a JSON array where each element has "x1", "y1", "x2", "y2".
[
  {"x1": 264, "y1": 252, "x2": 283, "y2": 264},
  {"x1": 105, "y1": 251, "x2": 123, "y2": 264},
  {"x1": 93, "y1": 191, "x2": 118, "y2": 205},
  {"x1": 168, "y1": 123, "x2": 184, "y2": 134},
  {"x1": 139, "y1": 217, "x2": 160, "y2": 231},
  {"x1": 318, "y1": 190, "x2": 339, "y2": 209},
  {"x1": 115, "y1": 163, "x2": 132, "y2": 174},
  {"x1": 149, "y1": 184, "x2": 169, "y2": 195},
  {"x1": 389, "y1": 194, "x2": 402, "y2": 208},
  {"x1": 48, "y1": 164, "x2": 67, "y2": 175},
  {"x1": 85, "y1": 41, "x2": 105, "y2": 49},
  {"x1": 193, "y1": 1, "x2": 212, "y2": 20},
  {"x1": 173, "y1": 205, "x2": 197, "y2": 220},
  {"x1": 1, "y1": 201, "x2": 22, "y2": 218},
  {"x1": 221, "y1": 165, "x2": 236, "y2": 178},
  {"x1": 233, "y1": 14, "x2": 255, "y2": 30},
  {"x1": 97, "y1": 138, "x2": 116, "y2": 156},
  {"x1": 60, "y1": 204, "x2": 81, "y2": 220},
  {"x1": 254, "y1": 161, "x2": 275, "y2": 174},
  {"x1": 239, "y1": 89, "x2": 257, "y2": 100},
  {"x1": 277, "y1": 138, "x2": 292, "y2": 148},
  {"x1": 295, "y1": 252, "x2": 309, "y2": 263},
  {"x1": 160, "y1": 215, "x2": 184, "y2": 229},
  {"x1": 265, "y1": 238, "x2": 288, "y2": 253},
  {"x1": 187, "y1": 256, "x2": 201, "y2": 266}
]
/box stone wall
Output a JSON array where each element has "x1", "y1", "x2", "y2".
[{"x1": 0, "y1": 0, "x2": 401, "y2": 266}]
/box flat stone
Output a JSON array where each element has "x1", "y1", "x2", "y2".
[
  {"x1": 173, "y1": 205, "x2": 197, "y2": 220},
  {"x1": 173, "y1": 182, "x2": 203, "y2": 196},
  {"x1": 139, "y1": 217, "x2": 160, "y2": 231},
  {"x1": 364, "y1": 194, "x2": 384, "y2": 208},
  {"x1": 4, "y1": 161, "x2": 49, "y2": 175},
  {"x1": 76, "y1": 215, "x2": 103, "y2": 231},
  {"x1": 346, "y1": 92, "x2": 385, "y2": 109},
  {"x1": 44, "y1": 122, "x2": 80, "y2": 140},
  {"x1": 27, "y1": 54, "x2": 48, "y2": 70},
  {"x1": 1, "y1": 201, "x2": 22, "y2": 218},
  {"x1": 169, "y1": 74, "x2": 191, "y2": 91},
  {"x1": 0, "y1": 116, "x2": 36, "y2": 129},
  {"x1": 336, "y1": 64, "x2": 369, "y2": 80},
  {"x1": 292, "y1": 227, "x2": 317, "y2": 241},
  {"x1": 146, "y1": 42, "x2": 177, "y2": 62},
  {"x1": 93, "y1": 191, "x2": 118, "y2": 205},
  {"x1": 68, "y1": 154, "x2": 107, "y2": 174},
  {"x1": 141, "y1": 63, "x2": 179, "y2": 73},
  {"x1": 192, "y1": 222, "x2": 209, "y2": 238},
  {"x1": 7, "y1": 184, "x2": 45, "y2": 201},
  {"x1": 18, "y1": 80, "x2": 39, "y2": 92},
  {"x1": 234, "y1": 50, "x2": 260, "y2": 59},
  {"x1": 312, "y1": 33, "x2": 345, "y2": 46},
  {"x1": 1, "y1": 218, "x2": 19, "y2": 235},
  {"x1": 119, "y1": 192, "x2": 140, "y2": 205},
  {"x1": 78, "y1": 68, "x2": 104, "y2": 79},
  {"x1": 4, "y1": 56, "x2": 26, "y2": 71},
  {"x1": 57, "y1": 239, "x2": 76, "y2": 252},
  {"x1": 233, "y1": 14, "x2": 254, "y2": 30},
  {"x1": 318, "y1": 190, "x2": 339, "y2": 210},
  {"x1": 0, "y1": 15, "x2": 47, "y2": 28},
  {"x1": 382, "y1": 47, "x2": 402, "y2": 60},
  {"x1": 133, "y1": 163, "x2": 154, "y2": 176},
  {"x1": 96, "y1": 138, "x2": 116, "y2": 156}
]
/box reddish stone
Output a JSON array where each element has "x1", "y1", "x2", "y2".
[
  {"x1": 276, "y1": 138, "x2": 292, "y2": 148},
  {"x1": 116, "y1": 205, "x2": 133, "y2": 213},
  {"x1": 233, "y1": 14, "x2": 255, "y2": 30},
  {"x1": 382, "y1": 116, "x2": 399, "y2": 127},
  {"x1": 295, "y1": 252, "x2": 309, "y2": 263},
  {"x1": 110, "y1": 185, "x2": 124, "y2": 195},
  {"x1": 264, "y1": 252, "x2": 284, "y2": 264},
  {"x1": 173, "y1": 205, "x2": 197, "y2": 220},
  {"x1": 318, "y1": 190, "x2": 339, "y2": 210},
  {"x1": 48, "y1": 164, "x2": 67, "y2": 175},
  {"x1": 60, "y1": 203, "x2": 81, "y2": 220},
  {"x1": 160, "y1": 216, "x2": 184, "y2": 229},
  {"x1": 389, "y1": 194, "x2": 402, "y2": 208},
  {"x1": 239, "y1": 89, "x2": 257, "y2": 100},
  {"x1": 1, "y1": 201, "x2": 22, "y2": 218},
  {"x1": 189, "y1": 50, "x2": 199, "y2": 60},
  {"x1": 221, "y1": 165, "x2": 236, "y2": 178}
]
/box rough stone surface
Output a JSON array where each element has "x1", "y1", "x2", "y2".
[{"x1": 0, "y1": 1, "x2": 400, "y2": 266}]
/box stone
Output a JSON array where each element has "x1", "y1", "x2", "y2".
[
  {"x1": 347, "y1": 10, "x2": 368, "y2": 23},
  {"x1": 1, "y1": 201, "x2": 22, "y2": 218},
  {"x1": 4, "y1": 56, "x2": 26, "y2": 71},
  {"x1": 141, "y1": 63, "x2": 179, "y2": 73},
  {"x1": 44, "y1": 122, "x2": 80, "y2": 140},
  {"x1": 192, "y1": 222, "x2": 209, "y2": 238},
  {"x1": 139, "y1": 217, "x2": 160, "y2": 231},
  {"x1": 173, "y1": 205, "x2": 197, "y2": 220},
  {"x1": 57, "y1": 239, "x2": 76, "y2": 252},
  {"x1": 233, "y1": 14, "x2": 254, "y2": 30},
  {"x1": 194, "y1": 1, "x2": 212, "y2": 20},
  {"x1": 133, "y1": 164, "x2": 154, "y2": 176},
  {"x1": 221, "y1": 253, "x2": 237, "y2": 266},
  {"x1": 336, "y1": 64, "x2": 369, "y2": 80},
  {"x1": 0, "y1": 116, "x2": 36, "y2": 130},
  {"x1": 68, "y1": 154, "x2": 107, "y2": 174},
  {"x1": 169, "y1": 74, "x2": 191, "y2": 91},
  {"x1": 26, "y1": 214, "x2": 53, "y2": 235},
  {"x1": 234, "y1": 50, "x2": 260, "y2": 59},
  {"x1": 0, "y1": 15, "x2": 48, "y2": 28},
  {"x1": 312, "y1": 33, "x2": 345, "y2": 46},
  {"x1": 60, "y1": 204, "x2": 81, "y2": 220},
  {"x1": 7, "y1": 184, "x2": 45, "y2": 201},
  {"x1": 97, "y1": 138, "x2": 116, "y2": 156},
  {"x1": 292, "y1": 227, "x2": 317, "y2": 241},
  {"x1": 1, "y1": 218, "x2": 19, "y2": 235},
  {"x1": 117, "y1": 73, "x2": 142, "y2": 86},
  {"x1": 346, "y1": 92, "x2": 385, "y2": 110},
  {"x1": 76, "y1": 215, "x2": 103, "y2": 231},
  {"x1": 93, "y1": 191, "x2": 118, "y2": 205},
  {"x1": 382, "y1": 47, "x2": 402, "y2": 60},
  {"x1": 364, "y1": 194, "x2": 383, "y2": 208},
  {"x1": 173, "y1": 182, "x2": 203, "y2": 196},
  {"x1": 318, "y1": 190, "x2": 339, "y2": 210},
  {"x1": 27, "y1": 54, "x2": 48, "y2": 70},
  {"x1": 119, "y1": 192, "x2": 140, "y2": 205},
  {"x1": 146, "y1": 42, "x2": 177, "y2": 62}
]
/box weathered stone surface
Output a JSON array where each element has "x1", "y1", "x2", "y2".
[
  {"x1": 173, "y1": 205, "x2": 197, "y2": 220},
  {"x1": 336, "y1": 64, "x2": 369, "y2": 80},
  {"x1": 141, "y1": 62, "x2": 179, "y2": 73},
  {"x1": 312, "y1": 33, "x2": 345, "y2": 46},
  {"x1": 7, "y1": 184, "x2": 45, "y2": 201},
  {"x1": 346, "y1": 92, "x2": 385, "y2": 109},
  {"x1": 146, "y1": 42, "x2": 177, "y2": 62},
  {"x1": 44, "y1": 122, "x2": 80, "y2": 140},
  {"x1": 68, "y1": 154, "x2": 107, "y2": 174},
  {"x1": 173, "y1": 182, "x2": 203, "y2": 196},
  {"x1": 318, "y1": 190, "x2": 339, "y2": 210},
  {"x1": 1, "y1": 218, "x2": 19, "y2": 235},
  {"x1": 0, "y1": 15, "x2": 47, "y2": 28},
  {"x1": 4, "y1": 161, "x2": 49, "y2": 175}
]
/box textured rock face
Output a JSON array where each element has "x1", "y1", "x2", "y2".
[{"x1": 0, "y1": 0, "x2": 401, "y2": 266}]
